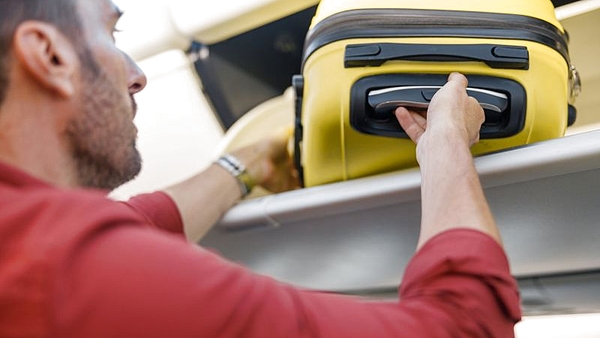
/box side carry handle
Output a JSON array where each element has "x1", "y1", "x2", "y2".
[{"x1": 345, "y1": 43, "x2": 529, "y2": 70}]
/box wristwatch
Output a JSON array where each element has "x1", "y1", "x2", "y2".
[{"x1": 215, "y1": 154, "x2": 257, "y2": 197}]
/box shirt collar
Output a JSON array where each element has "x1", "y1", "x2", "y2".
[{"x1": 0, "y1": 160, "x2": 54, "y2": 189}]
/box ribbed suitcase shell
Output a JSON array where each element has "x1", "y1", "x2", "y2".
[{"x1": 295, "y1": 0, "x2": 577, "y2": 187}]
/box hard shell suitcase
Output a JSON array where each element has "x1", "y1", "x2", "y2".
[{"x1": 293, "y1": 0, "x2": 581, "y2": 187}]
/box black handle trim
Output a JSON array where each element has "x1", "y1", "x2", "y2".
[
  {"x1": 350, "y1": 74, "x2": 527, "y2": 139},
  {"x1": 345, "y1": 43, "x2": 529, "y2": 69}
]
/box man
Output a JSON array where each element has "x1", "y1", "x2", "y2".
[{"x1": 0, "y1": 0, "x2": 521, "y2": 336}]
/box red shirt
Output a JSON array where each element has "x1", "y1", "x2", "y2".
[{"x1": 0, "y1": 161, "x2": 521, "y2": 337}]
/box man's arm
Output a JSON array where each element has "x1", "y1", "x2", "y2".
[
  {"x1": 395, "y1": 72, "x2": 502, "y2": 249},
  {"x1": 57, "y1": 72, "x2": 520, "y2": 337},
  {"x1": 162, "y1": 128, "x2": 299, "y2": 242},
  {"x1": 160, "y1": 73, "x2": 497, "y2": 245}
]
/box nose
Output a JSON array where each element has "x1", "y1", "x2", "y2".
[{"x1": 125, "y1": 52, "x2": 147, "y2": 94}]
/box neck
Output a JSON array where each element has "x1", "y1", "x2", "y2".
[{"x1": 0, "y1": 102, "x2": 79, "y2": 189}]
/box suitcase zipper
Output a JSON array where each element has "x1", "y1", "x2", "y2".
[{"x1": 303, "y1": 9, "x2": 571, "y2": 67}]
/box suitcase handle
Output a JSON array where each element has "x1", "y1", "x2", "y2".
[
  {"x1": 345, "y1": 43, "x2": 529, "y2": 70},
  {"x1": 349, "y1": 74, "x2": 527, "y2": 139},
  {"x1": 367, "y1": 86, "x2": 509, "y2": 123}
]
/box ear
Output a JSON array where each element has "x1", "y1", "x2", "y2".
[{"x1": 12, "y1": 21, "x2": 79, "y2": 98}]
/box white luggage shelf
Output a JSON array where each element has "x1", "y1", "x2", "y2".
[{"x1": 201, "y1": 130, "x2": 600, "y2": 314}]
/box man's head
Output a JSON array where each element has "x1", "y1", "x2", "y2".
[{"x1": 0, "y1": 0, "x2": 147, "y2": 190}]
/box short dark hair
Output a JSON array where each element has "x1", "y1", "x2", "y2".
[{"x1": 0, "y1": 0, "x2": 84, "y2": 105}]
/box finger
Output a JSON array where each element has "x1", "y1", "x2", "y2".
[
  {"x1": 465, "y1": 96, "x2": 485, "y2": 146},
  {"x1": 467, "y1": 96, "x2": 485, "y2": 124},
  {"x1": 470, "y1": 134, "x2": 481, "y2": 148},
  {"x1": 395, "y1": 107, "x2": 425, "y2": 144},
  {"x1": 265, "y1": 127, "x2": 294, "y2": 162},
  {"x1": 412, "y1": 110, "x2": 427, "y2": 130},
  {"x1": 447, "y1": 72, "x2": 468, "y2": 89}
]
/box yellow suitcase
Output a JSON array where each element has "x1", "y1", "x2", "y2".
[{"x1": 294, "y1": 0, "x2": 581, "y2": 187}]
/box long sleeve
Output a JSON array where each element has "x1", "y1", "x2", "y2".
[
  {"x1": 399, "y1": 229, "x2": 522, "y2": 337},
  {"x1": 123, "y1": 191, "x2": 184, "y2": 234},
  {"x1": 54, "y1": 223, "x2": 520, "y2": 337}
]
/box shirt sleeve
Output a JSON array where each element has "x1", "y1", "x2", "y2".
[
  {"x1": 54, "y1": 225, "x2": 521, "y2": 338},
  {"x1": 122, "y1": 191, "x2": 184, "y2": 234},
  {"x1": 399, "y1": 229, "x2": 522, "y2": 336}
]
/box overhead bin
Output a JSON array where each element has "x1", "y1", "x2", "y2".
[{"x1": 202, "y1": 129, "x2": 600, "y2": 315}]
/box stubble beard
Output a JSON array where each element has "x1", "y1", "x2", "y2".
[{"x1": 65, "y1": 48, "x2": 142, "y2": 191}]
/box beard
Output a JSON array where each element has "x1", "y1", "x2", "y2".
[{"x1": 65, "y1": 48, "x2": 142, "y2": 191}]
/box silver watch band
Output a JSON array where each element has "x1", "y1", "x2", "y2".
[{"x1": 215, "y1": 154, "x2": 255, "y2": 197}]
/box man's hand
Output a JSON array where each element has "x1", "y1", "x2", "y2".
[
  {"x1": 394, "y1": 72, "x2": 485, "y2": 159},
  {"x1": 164, "y1": 128, "x2": 299, "y2": 242},
  {"x1": 229, "y1": 127, "x2": 300, "y2": 194}
]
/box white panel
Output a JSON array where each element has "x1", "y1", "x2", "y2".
[
  {"x1": 169, "y1": 0, "x2": 319, "y2": 44},
  {"x1": 113, "y1": 0, "x2": 189, "y2": 61},
  {"x1": 516, "y1": 313, "x2": 600, "y2": 338},
  {"x1": 555, "y1": 0, "x2": 600, "y2": 19}
]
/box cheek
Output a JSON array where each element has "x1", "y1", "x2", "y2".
[{"x1": 92, "y1": 45, "x2": 131, "y2": 87}]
